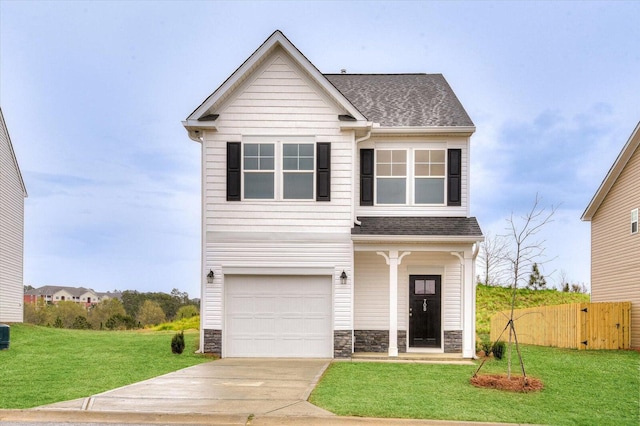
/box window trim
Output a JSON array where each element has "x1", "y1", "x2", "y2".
[
  {"x1": 375, "y1": 149, "x2": 408, "y2": 205},
  {"x1": 632, "y1": 208, "x2": 639, "y2": 234},
  {"x1": 373, "y1": 148, "x2": 448, "y2": 206},
  {"x1": 240, "y1": 139, "x2": 318, "y2": 202}
]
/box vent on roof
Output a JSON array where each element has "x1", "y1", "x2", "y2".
[
  {"x1": 341, "y1": 69, "x2": 347, "y2": 74},
  {"x1": 198, "y1": 114, "x2": 219, "y2": 122},
  {"x1": 338, "y1": 114, "x2": 356, "y2": 121}
]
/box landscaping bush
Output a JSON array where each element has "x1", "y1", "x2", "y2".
[
  {"x1": 171, "y1": 331, "x2": 185, "y2": 354},
  {"x1": 493, "y1": 341, "x2": 506, "y2": 360}
]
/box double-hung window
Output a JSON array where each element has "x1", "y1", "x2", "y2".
[
  {"x1": 376, "y1": 150, "x2": 407, "y2": 204},
  {"x1": 243, "y1": 143, "x2": 275, "y2": 199},
  {"x1": 632, "y1": 208, "x2": 638, "y2": 234},
  {"x1": 414, "y1": 150, "x2": 446, "y2": 204},
  {"x1": 373, "y1": 148, "x2": 447, "y2": 205},
  {"x1": 283, "y1": 144, "x2": 314, "y2": 199},
  {"x1": 239, "y1": 141, "x2": 319, "y2": 201}
]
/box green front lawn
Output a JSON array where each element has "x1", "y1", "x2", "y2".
[
  {"x1": 0, "y1": 324, "x2": 210, "y2": 409},
  {"x1": 310, "y1": 345, "x2": 639, "y2": 425}
]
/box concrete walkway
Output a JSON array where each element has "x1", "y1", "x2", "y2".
[
  {"x1": 36, "y1": 358, "x2": 334, "y2": 417},
  {"x1": 0, "y1": 358, "x2": 531, "y2": 425}
]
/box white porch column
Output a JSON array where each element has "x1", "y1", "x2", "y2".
[
  {"x1": 462, "y1": 250, "x2": 475, "y2": 358},
  {"x1": 377, "y1": 250, "x2": 411, "y2": 357}
]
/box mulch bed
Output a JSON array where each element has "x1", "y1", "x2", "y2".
[{"x1": 470, "y1": 374, "x2": 544, "y2": 392}]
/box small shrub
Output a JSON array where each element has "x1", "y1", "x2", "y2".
[
  {"x1": 71, "y1": 316, "x2": 92, "y2": 330},
  {"x1": 479, "y1": 336, "x2": 493, "y2": 356},
  {"x1": 171, "y1": 331, "x2": 185, "y2": 354},
  {"x1": 53, "y1": 317, "x2": 64, "y2": 328},
  {"x1": 493, "y1": 341, "x2": 506, "y2": 360}
]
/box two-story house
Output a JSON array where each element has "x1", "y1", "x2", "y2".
[
  {"x1": 582, "y1": 122, "x2": 640, "y2": 349},
  {"x1": 183, "y1": 31, "x2": 483, "y2": 359},
  {"x1": 0, "y1": 108, "x2": 28, "y2": 323}
]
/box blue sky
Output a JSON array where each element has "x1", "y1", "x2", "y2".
[{"x1": 1, "y1": 1, "x2": 638, "y2": 297}]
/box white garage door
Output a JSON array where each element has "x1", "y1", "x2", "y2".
[{"x1": 225, "y1": 275, "x2": 333, "y2": 358}]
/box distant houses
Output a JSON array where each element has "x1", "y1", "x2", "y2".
[{"x1": 24, "y1": 286, "x2": 122, "y2": 309}]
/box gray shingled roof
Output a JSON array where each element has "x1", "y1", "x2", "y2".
[
  {"x1": 352, "y1": 216, "x2": 483, "y2": 237},
  {"x1": 324, "y1": 74, "x2": 474, "y2": 127}
]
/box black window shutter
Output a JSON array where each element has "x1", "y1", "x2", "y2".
[
  {"x1": 316, "y1": 143, "x2": 331, "y2": 201},
  {"x1": 447, "y1": 149, "x2": 462, "y2": 206},
  {"x1": 227, "y1": 142, "x2": 241, "y2": 201},
  {"x1": 360, "y1": 149, "x2": 374, "y2": 206}
]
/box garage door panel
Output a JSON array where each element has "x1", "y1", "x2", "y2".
[{"x1": 225, "y1": 275, "x2": 332, "y2": 358}]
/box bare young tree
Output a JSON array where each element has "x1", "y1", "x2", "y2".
[
  {"x1": 476, "y1": 232, "x2": 510, "y2": 286},
  {"x1": 503, "y1": 194, "x2": 557, "y2": 379},
  {"x1": 475, "y1": 194, "x2": 557, "y2": 382}
]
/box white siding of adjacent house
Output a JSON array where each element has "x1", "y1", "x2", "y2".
[
  {"x1": 354, "y1": 251, "x2": 463, "y2": 333},
  {"x1": 200, "y1": 47, "x2": 357, "y2": 335},
  {"x1": 355, "y1": 137, "x2": 470, "y2": 217},
  {"x1": 591, "y1": 144, "x2": 640, "y2": 348},
  {"x1": 0, "y1": 111, "x2": 26, "y2": 323}
]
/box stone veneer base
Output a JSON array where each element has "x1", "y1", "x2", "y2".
[
  {"x1": 444, "y1": 330, "x2": 462, "y2": 353},
  {"x1": 334, "y1": 330, "x2": 352, "y2": 358},
  {"x1": 354, "y1": 330, "x2": 407, "y2": 353},
  {"x1": 203, "y1": 329, "x2": 221, "y2": 356}
]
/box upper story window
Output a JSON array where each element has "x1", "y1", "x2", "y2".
[
  {"x1": 415, "y1": 150, "x2": 445, "y2": 204},
  {"x1": 228, "y1": 140, "x2": 330, "y2": 202},
  {"x1": 360, "y1": 147, "x2": 460, "y2": 207},
  {"x1": 376, "y1": 150, "x2": 407, "y2": 204},
  {"x1": 283, "y1": 144, "x2": 314, "y2": 199},
  {"x1": 632, "y1": 208, "x2": 638, "y2": 234},
  {"x1": 374, "y1": 149, "x2": 446, "y2": 205},
  {"x1": 243, "y1": 143, "x2": 275, "y2": 199}
]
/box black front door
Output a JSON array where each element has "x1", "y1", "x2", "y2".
[{"x1": 409, "y1": 275, "x2": 441, "y2": 347}]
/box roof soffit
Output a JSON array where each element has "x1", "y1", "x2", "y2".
[
  {"x1": 186, "y1": 30, "x2": 366, "y2": 123},
  {"x1": 582, "y1": 121, "x2": 640, "y2": 221}
]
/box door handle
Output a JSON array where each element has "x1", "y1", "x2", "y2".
[
  {"x1": 423, "y1": 299, "x2": 428, "y2": 312},
  {"x1": 409, "y1": 307, "x2": 412, "y2": 317}
]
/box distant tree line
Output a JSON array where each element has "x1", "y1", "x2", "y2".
[{"x1": 23, "y1": 288, "x2": 199, "y2": 330}]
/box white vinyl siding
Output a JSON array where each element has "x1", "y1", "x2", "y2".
[
  {"x1": 203, "y1": 47, "x2": 353, "y2": 235},
  {"x1": 0, "y1": 111, "x2": 26, "y2": 323},
  {"x1": 204, "y1": 234, "x2": 352, "y2": 331},
  {"x1": 354, "y1": 252, "x2": 463, "y2": 332},
  {"x1": 357, "y1": 138, "x2": 470, "y2": 217}
]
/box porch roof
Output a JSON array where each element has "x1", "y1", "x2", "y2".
[{"x1": 352, "y1": 216, "x2": 483, "y2": 239}]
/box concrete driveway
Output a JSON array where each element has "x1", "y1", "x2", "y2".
[{"x1": 37, "y1": 358, "x2": 333, "y2": 417}]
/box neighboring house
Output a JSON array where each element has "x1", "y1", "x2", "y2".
[
  {"x1": 0, "y1": 108, "x2": 27, "y2": 323},
  {"x1": 582, "y1": 122, "x2": 640, "y2": 349},
  {"x1": 183, "y1": 31, "x2": 483, "y2": 358},
  {"x1": 23, "y1": 285, "x2": 121, "y2": 308}
]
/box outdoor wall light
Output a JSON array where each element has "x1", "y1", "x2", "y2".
[
  {"x1": 206, "y1": 269, "x2": 214, "y2": 284},
  {"x1": 340, "y1": 270, "x2": 348, "y2": 285}
]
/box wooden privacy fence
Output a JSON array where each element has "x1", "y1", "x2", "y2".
[{"x1": 490, "y1": 302, "x2": 631, "y2": 350}]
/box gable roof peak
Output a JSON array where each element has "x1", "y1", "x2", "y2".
[{"x1": 183, "y1": 30, "x2": 366, "y2": 135}]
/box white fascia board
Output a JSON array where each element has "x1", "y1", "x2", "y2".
[
  {"x1": 186, "y1": 31, "x2": 366, "y2": 122},
  {"x1": 339, "y1": 121, "x2": 374, "y2": 130},
  {"x1": 351, "y1": 234, "x2": 485, "y2": 244},
  {"x1": 371, "y1": 126, "x2": 476, "y2": 136},
  {"x1": 582, "y1": 121, "x2": 640, "y2": 221}
]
